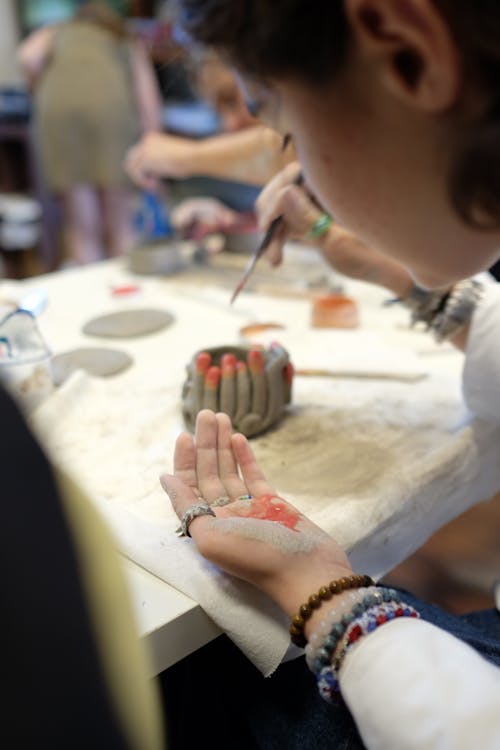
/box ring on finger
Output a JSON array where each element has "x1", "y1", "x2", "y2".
[
  {"x1": 211, "y1": 495, "x2": 231, "y2": 507},
  {"x1": 175, "y1": 502, "x2": 216, "y2": 538},
  {"x1": 306, "y1": 213, "x2": 333, "y2": 239}
]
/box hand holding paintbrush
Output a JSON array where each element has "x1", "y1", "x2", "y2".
[{"x1": 230, "y1": 171, "x2": 305, "y2": 304}]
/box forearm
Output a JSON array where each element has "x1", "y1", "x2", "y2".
[
  {"x1": 340, "y1": 618, "x2": 500, "y2": 750},
  {"x1": 317, "y1": 228, "x2": 475, "y2": 351},
  {"x1": 193, "y1": 126, "x2": 286, "y2": 185},
  {"x1": 316, "y1": 229, "x2": 414, "y2": 298}
]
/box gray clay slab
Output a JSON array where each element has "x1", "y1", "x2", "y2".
[
  {"x1": 52, "y1": 347, "x2": 133, "y2": 386},
  {"x1": 82, "y1": 308, "x2": 174, "y2": 338}
]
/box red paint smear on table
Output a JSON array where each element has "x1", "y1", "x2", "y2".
[
  {"x1": 111, "y1": 284, "x2": 141, "y2": 297},
  {"x1": 234, "y1": 494, "x2": 300, "y2": 529}
]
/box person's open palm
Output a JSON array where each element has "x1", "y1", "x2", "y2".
[{"x1": 161, "y1": 410, "x2": 353, "y2": 618}]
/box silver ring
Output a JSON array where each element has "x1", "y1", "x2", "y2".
[
  {"x1": 212, "y1": 495, "x2": 231, "y2": 507},
  {"x1": 175, "y1": 502, "x2": 216, "y2": 538}
]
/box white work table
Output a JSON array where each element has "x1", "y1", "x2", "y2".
[
  {"x1": 6, "y1": 247, "x2": 500, "y2": 675},
  {"x1": 123, "y1": 560, "x2": 221, "y2": 674}
]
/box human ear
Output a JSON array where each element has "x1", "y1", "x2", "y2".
[{"x1": 344, "y1": 0, "x2": 461, "y2": 111}]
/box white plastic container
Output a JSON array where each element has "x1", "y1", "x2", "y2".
[{"x1": 0, "y1": 351, "x2": 53, "y2": 412}]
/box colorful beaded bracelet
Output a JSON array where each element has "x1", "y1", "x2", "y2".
[
  {"x1": 289, "y1": 573, "x2": 374, "y2": 648},
  {"x1": 334, "y1": 601, "x2": 420, "y2": 673},
  {"x1": 316, "y1": 600, "x2": 420, "y2": 703},
  {"x1": 305, "y1": 586, "x2": 380, "y2": 671},
  {"x1": 308, "y1": 587, "x2": 402, "y2": 674}
]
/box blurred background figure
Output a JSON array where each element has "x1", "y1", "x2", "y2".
[
  {"x1": 125, "y1": 48, "x2": 289, "y2": 244},
  {"x1": 194, "y1": 50, "x2": 257, "y2": 134},
  {"x1": 17, "y1": 0, "x2": 162, "y2": 265}
]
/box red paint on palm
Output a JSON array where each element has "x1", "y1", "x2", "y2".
[{"x1": 235, "y1": 494, "x2": 300, "y2": 529}]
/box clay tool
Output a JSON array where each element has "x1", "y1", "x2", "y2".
[
  {"x1": 230, "y1": 172, "x2": 304, "y2": 304},
  {"x1": 295, "y1": 368, "x2": 426, "y2": 383}
]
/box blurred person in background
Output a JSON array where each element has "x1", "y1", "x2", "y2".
[
  {"x1": 125, "y1": 51, "x2": 290, "y2": 238},
  {"x1": 18, "y1": 0, "x2": 162, "y2": 265}
]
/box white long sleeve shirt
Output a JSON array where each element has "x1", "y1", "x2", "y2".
[{"x1": 340, "y1": 282, "x2": 500, "y2": 749}]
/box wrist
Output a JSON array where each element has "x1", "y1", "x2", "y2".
[
  {"x1": 304, "y1": 588, "x2": 359, "y2": 642},
  {"x1": 286, "y1": 571, "x2": 373, "y2": 648},
  {"x1": 160, "y1": 140, "x2": 198, "y2": 179},
  {"x1": 398, "y1": 278, "x2": 483, "y2": 343},
  {"x1": 276, "y1": 565, "x2": 354, "y2": 620}
]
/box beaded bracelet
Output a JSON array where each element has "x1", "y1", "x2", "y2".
[
  {"x1": 307, "y1": 213, "x2": 333, "y2": 239},
  {"x1": 305, "y1": 586, "x2": 380, "y2": 671},
  {"x1": 333, "y1": 601, "x2": 419, "y2": 669},
  {"x1": 387, "y1": 278, "x2": 483, "y2": 342},
  {"x1": 305, "y1": 588, "x2": 371, "y2": 670},
  {"x1": 289, "y1": 573, "x2": 374, "y2": 648},
  {"x1": 316, "y1": 600, "x2": 420, "y2": 703},
  {"x1": 308, "y1": 587, "x2": 402, "y2": 674}
]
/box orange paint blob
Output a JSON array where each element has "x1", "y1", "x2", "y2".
[
  {"x1": 311, "y1": 294, "x2": 359, "y2": 329},
  {"x1": 240, "y1": 322, "x2": 285, "y2": 339}
]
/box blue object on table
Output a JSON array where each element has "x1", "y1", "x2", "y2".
[
  {"x1": 162, "y1": 101, "x2": 221, "y2": 138},
  {"x1": 134, "y1": 191, "x2": 174, "y2": 241}
]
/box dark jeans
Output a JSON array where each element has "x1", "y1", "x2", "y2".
[{"x1": 160, "y1": 590, "x2": 500, "y2": 750}]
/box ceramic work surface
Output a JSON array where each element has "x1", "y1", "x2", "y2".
[
  {"x1": 52, "y1": 347, "x2": 133, "y2": 386},
  {"x1": 82, "y1": 308, "x2": 174, "y2": 338},
  {"x1": 24, "y1": 252, "x2": 500, "y2": 678}
]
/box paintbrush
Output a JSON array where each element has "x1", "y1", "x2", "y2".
[{"x1": 230, "y1": 171, "x2": 304, "y2": 304}]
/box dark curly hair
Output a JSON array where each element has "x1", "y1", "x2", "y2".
[{"x1": 176, "y1": 0, "x2": 500, "y2": 230}]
